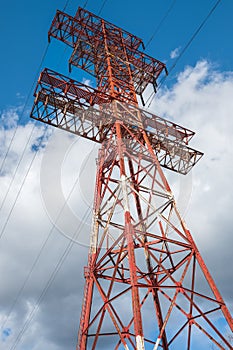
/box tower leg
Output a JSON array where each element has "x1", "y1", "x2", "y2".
[{"x1": 76, "y1": 122, "x2": 232, "y2": 349}]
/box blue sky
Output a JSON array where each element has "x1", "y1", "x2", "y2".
[
  {"x1": 0, "y1": 1, "x2": 233, "y2": 349},
  {"x1": 1, "y1": 0, "x2": 233, "y2": 111}
]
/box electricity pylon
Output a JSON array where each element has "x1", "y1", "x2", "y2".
[{"x1": 31, "y1": 7, "x2": 233, "y2": 349}]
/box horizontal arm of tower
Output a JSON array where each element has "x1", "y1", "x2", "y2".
[
  {"x1": 143, "y1": 136, "x2": 203, "y2": 174},
  {"x1": 48, "y1": 10, "x2": 78, "y2": 48},
  {"x1": 48, "y1": 9, "x2": 167, "y2": 96},
  {"x1": 30, "y1": 68, "x2": 203, "y2": 174},
  {"x1": 37, "y1": 68, "x2": 112, "y2": 105},
  {"x1": 114, "y1": 100, "x2": 195, "y2": 144},
  {"x1": 35, "y1": 69, "x2": 195, "y2": 143},
  {"x1": 69, "y1": 43, "x2": 167, "y2": 96},
  {"x1": 48, "y1": 9, "x2": 144, "y2": 51}
]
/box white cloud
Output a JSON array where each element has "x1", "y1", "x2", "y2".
[
  {"x1": 0, "y1": 114, "x2": 89, "y2": 349},
  {"x1": 0, "y1": 59, "x2": 232, "y2": 349},
  {"x1": 170, "y1": 46, "x2": 181, "y2": 59},
  {"x1": 0, "y1": 107, "x2": 19, "y2": 130},
  {"x1": 152, "y1": 59, "x2": 233, "y2": 307}
]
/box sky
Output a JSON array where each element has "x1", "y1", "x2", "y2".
[{"x1": 0, "y1": 0, "x2": 233, "y2": 349}]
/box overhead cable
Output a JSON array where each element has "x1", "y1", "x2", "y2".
[
  {"x1": 83, "y1": 0, "x2": 89, "y2": 9},
  {"x1": 145, "y1": 0, "x2": 177, "y2": 48},
  {"x1": 8, "y1": 207, "x2": 91, "y2": 350},
  {"x1": 98, "y1": 0, "x2": 108, "y2": 15},
  {"x1": 146, "y1": 0, "x2": 222, "y2": 108},
  {"x1": 63, "y1": 0, "x2": 71, "y2": 11},
  {"x1": 2, "y1": 141, "x2": 96, "y2": 334},
  {"x1": 0, "y1": 127, "x2": 48, "y2": 241},
  {"x1": 0, "y1": 125, "x2": 38, "y2": 213},
  {"x1": 0, "y1": 44, "x2": 49, "y2": 175},
  {"x1": 1, "y1": 140, "x2": 80, "y2": 330}
]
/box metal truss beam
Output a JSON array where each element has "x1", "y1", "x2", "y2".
[
  {"x1": 30, "y1": 5, "x2": 232, "y2": 350},
  {"x1": 48, "y1": 8, "x2": 167, "y2": 103},
  {"x1": 31, "y1": 68, "x2": 203, "y2": 175}
]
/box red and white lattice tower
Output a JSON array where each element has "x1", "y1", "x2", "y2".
[{"x1": 30, "y1": 7, "x2": 233, "y2": 349}]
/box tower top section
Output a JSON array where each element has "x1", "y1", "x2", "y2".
[
  {"x1": 31, "y1": 6, "x2": 203, "y2": 175},
  {"x1": 48, "y1": 7, "x2": 167, "y2": 105}
]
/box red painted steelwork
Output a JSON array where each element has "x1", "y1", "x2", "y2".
[
  {"x1": 31, "y1": 6, "x2": 233, "y2": 350},
  {"x1": 48, "y1": 8, "x2": 166, "y2": 105},
  {"x1": 31, "y1": 68, "x2": 203, "y2": 175}
]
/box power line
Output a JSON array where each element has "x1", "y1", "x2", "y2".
[
  {"x1": 0, "y1": 0, "x2": 75, "y2": 225},
  {"x1": 146, "y1": 0, "x2": 222, "y2": 108},
  {"x1": 169, "y1": 0, "x2": 222, "y2": 76},
  {"x1": 1, "y1": 141, "x2": 80, "y2": 331},
  {"x1": 0, "y1": 44, "x2": 49, "y2": 176},
  {"x1": 3, "y1": 0, "x2": 222, "y2": 345},
  {"x1": 0, "y1": 0, "x2": 73, "y2": 243},
  {"x1": 0, "y1": 43, "x2": 50, "y2": 243},
  {"x1": 145, "y1": 0, "x2": 177, "y2": 48},
  {"x1": 63, "y1": 0, "x2": 71, "y2": 12},
  {"x1": 129, "y1": 1, "x2": 177, "y2": 99},
  {"x1": 98, "y1": 0, "x2": 108, "y2": 15},
  {"x1": 0, "y1": 124, "x2": 37, "y2": 213},
  {"x1": 0, "y1": 127, "x2": 48, "y2": 241},
  {"x1": 1, "y1": 141, "x2": 96, "y2": 333},
  {"x1": 0, "y1": 0, "x2": 97, "y2": 329},
  {"x1": 8, "y1": 207, "x2": 91, "y2": 350},
  {"x1": 83, "y1": 0, "x2": 89, "y2": 9},
  {"x1": 1, "y1": 0, "x2": 94, "y2": 345}
]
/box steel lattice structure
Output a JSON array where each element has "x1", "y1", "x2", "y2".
[{"x1": 31, "y1": 7, "x2": 233, "y2": 350}]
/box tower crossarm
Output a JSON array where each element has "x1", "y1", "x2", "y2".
[
  {"x1": 29, "y1": 5, "x2": 233, "y2": 349},
  {"x1": 114, "y1": 101, "x2": 195, "y2": 144},
  {"x1": 69, "y1": 44, "x2": 167, "y2": 96},
  {"x1": 31, "y1": 68, "x2": 203, "y2": 174},
  {"x1": 48, "y1": 8, "x2": 167, "y2": 102},
  {"x1": 49, "y1": 8, "x2": 143, "y2": 52},
  {"x1": 37, "y1": 68, "x2": 112, "y2": 105},
  {"x1": 35, "y1": 69, "x2": 195, "y2": 143}
]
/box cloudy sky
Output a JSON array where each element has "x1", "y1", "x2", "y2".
[{"x1": 0, "y1": 0, "x2": 233, "y2": 349}]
